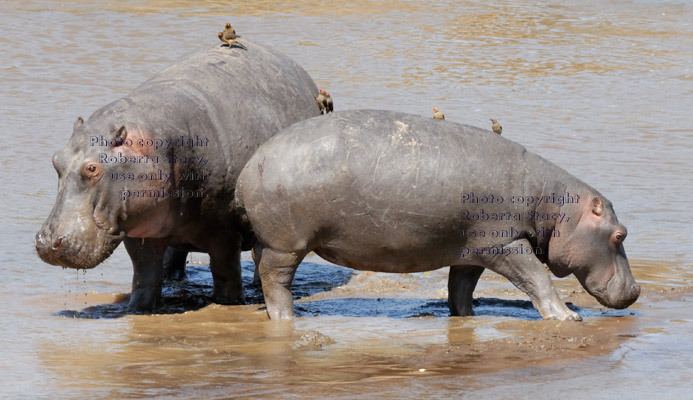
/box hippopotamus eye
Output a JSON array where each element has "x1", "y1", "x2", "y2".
[
  {"x1": 83, "y1": 163, "x2": 101, "y2": 178},
  {"x1": 613, "y1": 232, "x2": 626, "y2": 244}
]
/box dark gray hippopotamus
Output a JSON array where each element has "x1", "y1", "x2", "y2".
[
  {"x1": 35, "y1": 40, "x2": 321, "y2": 310},
  {"x1": 235, "y1": 109, "x2": 640, "y2": 320}
]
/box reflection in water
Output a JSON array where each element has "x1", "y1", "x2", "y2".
[
  {"x1": 39, "y1": 285, "x2": 645, "y2": 398},
  {"x1": 37, "y1": 260, "x2": 649, "y2": 398},
  {"x1": 1, "y1": 0, "x2": 692, "y2": 398}
]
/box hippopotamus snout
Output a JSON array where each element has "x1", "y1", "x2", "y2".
[
  {"x1": 35, "y1": 222, "x2": 65, "y2": 266},
  {"x1": 574, "y1": 253, "x2": 640, "y2": 310},
  {"x1": 35, "y1": 232, "x2": 55, "y2": 250},
  {"x1": 604, "y1": 264, "x2": 640, "y2": 309},
  {"x1": 35, "y1": 210, "x2": 122, "y2": 270},
  {"x1": 36, "y1": 229, "x2": 85, "y2": 269},
  {"x1": 35, "y1": 231, "x2": 61, "y2": 260},
  {"x1": 590, "y1": 278, "x2": 640, "y2": 310},
  {"x1": 610, "y1": 282, "x2": 640, "y2": 309}
]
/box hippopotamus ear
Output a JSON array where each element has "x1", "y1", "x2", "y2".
[
  {"x1": 111, "y1": 125, "x2": 127, "y2": 147},
  {"x1": 74, "y1": 117, "x2": 84, "y2": 130},
  {"x1": 591, "y1": 196, "x2": 603, "y2": 216}
]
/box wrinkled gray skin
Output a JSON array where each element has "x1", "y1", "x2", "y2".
[
  {"x1": 35, "y1": 40, "x2": 321, "y2": 310},
  {"x1": 236, "y1": 110, "x2": 640, "y2": 320}
]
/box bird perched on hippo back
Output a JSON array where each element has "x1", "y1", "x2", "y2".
[
  {"x1": 218, "y1": 22, "x2": 245, "y2": 49},
  {"x1": 316, "y1": 90, "x2": 327, "y2": 114},
  {"x1": 323, "y1": 90, "x2": 333, "y2": 113},
  {"x1": 432, "y1": 106, "x2": 445, "y2": 120},
  {"x1": 316, "y1": 88, "x2": 334, "y2": 114},
  {"x1": 491, "y1": 118, "x2": 502, "y2": 134}
]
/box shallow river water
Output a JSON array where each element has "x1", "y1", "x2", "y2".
[{"x1": 1, "y1": 0, "x2": 692, "y2": 398}]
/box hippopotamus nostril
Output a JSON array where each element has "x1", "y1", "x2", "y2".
[
  {"x1": 632, "y1": 283, "x2": 641, "y2": 297},
  {"x1": 52, "y1": 236, "x2": 64, "y2": 250}
]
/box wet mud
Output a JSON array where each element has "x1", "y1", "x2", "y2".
[
  {"x1": 55, "y1": 260, "x2": 354, "y2": 318},
  {"x1": 39, "y1": 255, "x2": 664, "y2": 399}
]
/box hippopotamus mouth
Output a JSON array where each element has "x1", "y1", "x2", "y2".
[
  {"x1": 603, "y1": 272, "x2": 640, "y2": 309},
  {"x1": 35, "y1": 182, "x2": 128, "y2": 270},
  {"x1": 35, "y1": 226, "x2": 125, "y2": 270},
  {"x1": 575, "y1": 266, "x2": 640, "y2": 310}
]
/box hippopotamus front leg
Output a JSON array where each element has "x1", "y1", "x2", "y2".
[
  {"x1": 124, "y1": 237, "x2": 168, "y2": 311},
  {"x1": 487, "y1": 239, "x2": 581, "y2": 321},
  {"x1": 208, "y1": 233, "x2": 245, "y2": 305},
  {"x1": 253, "y1": 243, "x2": 303, "y2": 320},
  {"x1": 448, "y1": 265, "x2": 485, "y2": 316}
]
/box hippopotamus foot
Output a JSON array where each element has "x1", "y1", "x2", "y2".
[
  {"x1": 209, "y1": 234, "x2": 245, "y2": 305},
  {"x1": 211, "y1": 284, "x2": 245, "y2": 305},
  {"x1": 163, "y1": 248, "x2": 188, "y2": 282},
  {"x1": 124, "y1": 237, "x2": 168, "y2": 312},
  {"x1": 211, "y1": 277, "x2": 245, "y2": 305},
  {"x1": 448, "y1": 265, "x2": 485, "y2": 316},
  {"x1": 128, "y1": 286, "x2": 162, "y2": 312},
  {"x1": 253, "y1": 243, "x2": 303, "y2": 320},
  {"x1": 539, "y1": 297, "x2": 581, "y2": 321},
  {"x1": 489, "y1": 239, "x2": 581, "y2": 321}
]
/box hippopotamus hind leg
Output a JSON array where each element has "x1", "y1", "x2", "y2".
[
  {"x1": 448, "y1": 265, "x2": 485, "y2": 316},
  {"x1": 163, "y1": 248, "x2": 188, "y2": 282},
  {"x1": 253, "y1": 243, "x2": 304, "y2": 320}
]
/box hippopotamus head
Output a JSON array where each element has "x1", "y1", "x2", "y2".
[
  {"x1": 547, "y1": 194, "x2": 640, "y2": 309},
  {"x1": 35, "y1": 111, "x2": 173, "y2": 269}
]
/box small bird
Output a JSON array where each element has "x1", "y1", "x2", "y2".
[
  {"x1": 316, "y1": 91, "x2": 327, "y2": 113},
  {"x1": 490, "y1": 119, "x2": 502, "y2": 134},
  {"x1": 322, "y1": 89, "x2": 333, "y2": 113},
  {"x1": 432, "y1": 107, "x2": 445, "y2": 120},
  {"x1": 316, "y1": 89, "x2": 333, "y2": 114},
  {"x1": 218, "y1": 22, "x2": 245, "y2": 49}
]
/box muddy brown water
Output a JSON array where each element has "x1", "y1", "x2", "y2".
[{"x1": 1, "y1": 1, "x2": 692, "y2": 398}]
